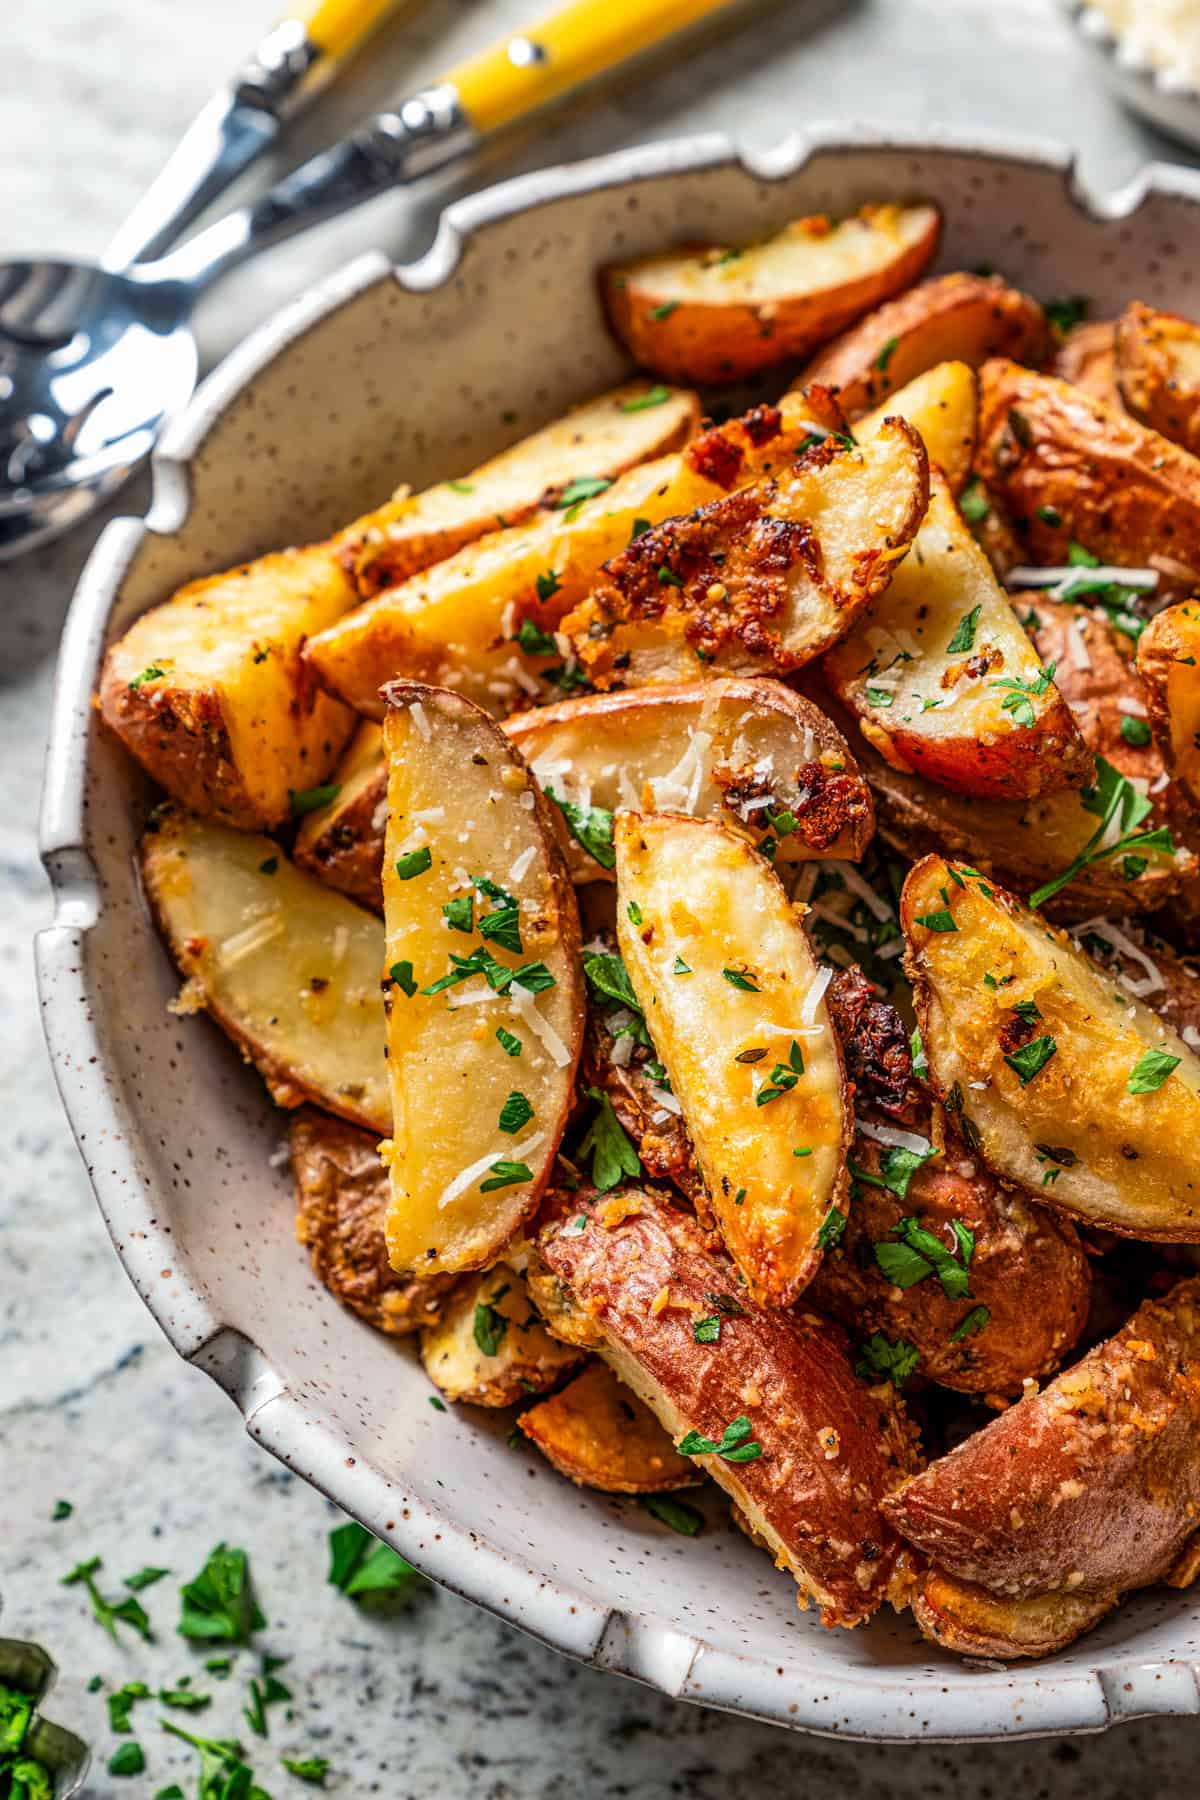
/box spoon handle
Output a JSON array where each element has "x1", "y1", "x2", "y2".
[
  {"x1": 101, "y1": 0, "x2": 410, "y2": 272},
  {"x1": 145, "y1": 0, "x2": 744, "y2": 295}
]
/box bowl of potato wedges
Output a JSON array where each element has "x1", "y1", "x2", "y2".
[{"x1": 38, "y1": 126, "x2": 1200, "y2": 1740}]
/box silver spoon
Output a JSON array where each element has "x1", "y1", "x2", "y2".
[{"x1": 0, "y1": 0, "x2": 745, "y2": 561}]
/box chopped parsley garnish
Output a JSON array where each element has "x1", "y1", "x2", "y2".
[
  {"x1": 855, "y1": 1332, "x2": 920, "y2": 1387},
  {"x1": 579, "y1": 1087, "x2": 641, "y2": 1192},
  {"x1": 989, "y1": 662, "x2": 1055, "y2": 728},
  {"x1": 755, "y1": 1039, "x2": 805, "y2": 1106},
  {"x1": 627, "y1": 901, "x2": 643, "y2": 926},
  {"x1": 395, "y1": 846, "x2": 433, "y2": 881},
  {"x1": 495, "y1": 1026, "x2": 522, "y2": 1057},
  {"x1": 629, "y1": 517, "x2": 652, "y2": 542},
  {"x1": 950, "y1": 1304, "x2": 991, "y2": 1342},
  {"x1": 816, "y1": 1206, "x2": 845, "y2": 1250},
  {"x1": 1004, "y1": 1034, "x2": 1058, "y2": 1086},
  {"x1": 959, "y1": 476, "x2": 989, "y2": 524},
  {"x1": 289, "y1": 782, "x2": 341, "y2": 817},
  {"x1": 244, "y1": 1657, "x2": 290, "y2": 1738},
  {"x1": 327, "y1": 1520, "x2": 423, "y2": 1600},
  {"x1": 478, "y1": 902, "x2": 523, "y2": 954},
  {"x1": 584, "y1": 951, "x2": 640, "y2": 1011},
  {"x1": 555, "y1": 475, "x2": 613, "y2": 520},
  {"x1": 873, "y1": 1215, "x2": 973, "y2": 1300},
  {"x1": 648, "y1": 301, "x2": 679, "y2": 321},
  {"x1": 722, "y1": 968, "x2": 760, "y2": 992},
  {"x1": 517, "y1": 614, "x2": 558, "y2": 654},
  {"x1": 620, "y1": 384, "x2": 671, "y2": 412},
  {"x1": 446, "y1": 479, "x2": 474, "y2": 493},
  {"x1": 874, "y1": 336, "x2": 899, "y2": 372},
  {"x1": 1120, "y1": 715, "x2": 1152, "y2": 746},
  {"x1": 1127, "y1": 1047, "x2": 1181, "y2": 1094},
  {"x1": 498, "y1": 1090, "x2": 534, "y2": 1134},
  {"x1": 1011, "y1": 998, "x2": 1042, "y2": 1027},
  {"x1": 693, "y1": 1315, "x2": 722, "y2": 1344},
  {"x1": 442, "y1": 895, "x2": 475, "y2": 933},
  {"x1": 1030, "y1": 756, "x2": 1175, "y2": 908},
  {"x1": 473, "y1": 1300, "x2": 509, "y2": 1356},
  {"x1": 673, "y1": 956, "x2": 691, "y2": 975},
  {"x1": 480, "y1": 1159, "x2": 533, "y2": 1193},
  {"x1": 910, "y1": 1025, "x2": 929, "y2": 1080},
  {"x1": 178, "y1": 1543, "x2": 265, "y2": 1644},
  {"x1": 1044, "y1": 294, "x2": 1088, "y2": 336},
  {"x1": 914, "y1": 909, "x2": 957, "y2": 932},
  {"x1": 850, "y1": 1141, "x2": 936, "y2": 1203},
  {"x1": 258, "y1": 857, "x2": 278, "y2": 876},
  {"x1": 423, "y1": 945, "x2": 549, "y2": 998},
  {"x1": 864, "y1": 684, "x2": 895, "y2": 708},
  {"x1": 129, "y1": 663, "x2": 167, "y2": 690},
  {"x1": 657, "y1": 565, "x2": 683, "y2": 588},
  {"x1": 1036, "y1": 504, "x2": 1062, "y2": 527},
  {"x1": 389, "y1": 960, "x2": 418, "y2": 997},
  {"x1": 61, "y1": 1556, "x2": 154, "y2": 1643},
  {"x1": 946, "y1": 605, "x2": 981, "y2": 654},
  {"x1": 639, "y1": 1496, "x2": 703, "y2": 1536},
  {"x1": 546, "y1": 786, "x2": 615, "y2": 869},
  {"x1": 678, "y1": 1414, "x2": 763, "y2": 1463}
]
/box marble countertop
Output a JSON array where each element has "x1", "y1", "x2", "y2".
[{"x1": 3, "y1": 1, "x2": 1199, "y2": 1793}]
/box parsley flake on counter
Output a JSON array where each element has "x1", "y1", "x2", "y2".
[
  {"x1": 289, "y1": 783, "x2": 340, "y2": 817},
  {"x1": 282, "y1": 1754, "x2": 330, "y2": 1784},
  {"x1": 855, "y1": 1332, "x2": 920, "y2": 1387},
  {"x1": 546, "y1": 786, "x2": 615, "y2": 869},
  {"x1": 579, "y1": 1088, "x2": 641, "y2": 1193},
  {"x1": 160, "y1": 1686, "x2": 212, "y2": 1713},
  {"x1": 1128, "y1": 1047, "x2": 1181, "y2": 1094},
  {"x1": 946, "y1": 605, "x2": 981, "y2": 654},
  {"x1": 51, "y1": 1500, "x2": 72, "y2": 1521},
  {"x1": 178, "y1": 1544, "x2": 265, "y2": 1645},
  {"x1": 107, "y1": 1742, "x2": 145, "y2": 1777},
  {"x1": 328, "y1": 1521, "x2": 424, "y2": 1602},
  {"x1": 395, "y1": 846, "x2": 433, "y2": 881},
  {"x1": 124, "y1": 1566, "x2": 170, "y2": 1592},
  {"x1": 62, "y1": 1556, "x2": 154, "y2": 1643},
  {"x1": 108, "y1": 1682, "x2": 151, "y2": 1733},
  {"x1": 639, "y1": 1496, "x2": 703, "y2": 1536},
  {"x1": 498, "y1": 1091, "x2": 534, "y2": 1135},
  {"x1": 678, "y1": 1414, "x2": 763, "y2": 1463},
  {"x1": 1004, "y1": 1034, "x2": 1058, "y2": 1086}
]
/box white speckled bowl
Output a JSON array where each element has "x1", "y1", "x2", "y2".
[{"x1": 37, "y1": 127, "x2": 1200, "y2": 1742}]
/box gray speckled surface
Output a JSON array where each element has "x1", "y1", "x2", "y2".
[{"x1": 5, "y1": 0, "x2": 1200, "y2": 1793}]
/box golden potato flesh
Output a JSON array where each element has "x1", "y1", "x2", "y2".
[
  {"x1": 602, "y1": 203, "x2": 941, "y2": 384},
  {"x1": 100, "y1": 543, "x2": 356, "y2": 828},
  {"x1": 140, "y1": 809, "x2": 388, "y2": 1132},
  {"x1": 504, "y1": 676, "x2": 873, "y2": 879},
  {"x1": 854, "y1": 359, "x2": 978, "y2": 495},
  {"x1": 614, "y1": 813, "x2": 849, "y2": 1306},
  {"x1": 824, "y1": 475, "x2": 1090, "y2": 798},
  {"x1": 380, "y1": 684, "x2": 584, "y2": 1275},
  {"x1": 519, "y1": 1360, "x2": 700, "y2": 1493},
  {"x1": 419, "y1": 1263, "x2": 584, "y2": 1406},
  {"x1": 1115, "y1": 299, "x2": 1200, "y2": 455},
  {"x1": 903, "y1": 855, "x2": 1200, "y2": 1239},
  {"x1": 337, "y1": 380, "x2": 701, "y2": 597}
]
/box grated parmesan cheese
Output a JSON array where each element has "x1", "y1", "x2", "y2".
[
  {"x1": 508, "y1": 844, "x2": 537, "y2": 884},
  {"x1": 800, "y1": 965, "x2": 833, "y2": 1024},
  {"x1": 835, "y1": 862, "x2": 895, "y2": 923},
  {"x1": 408, "y1": 700, "x2": 432, "y2": 740},
  {"x1": 1066, "y1": 615, "x2": 1092, "y2": 672},
  {"x1": 510, "y1": 984, "x2": 572, "y2": 1067},
  {"x1": 219, "y1": 912, "x2": 286, "y2": 968},
  {"x1": 437, "y1": 1131, "x2": 546, "y2": 1210},
  {"x1": 856, "y1": 1118, "x2": 933, "y2": 1156}
]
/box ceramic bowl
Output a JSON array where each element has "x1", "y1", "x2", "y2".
[{"x1": 38, "y1": 126, "x2": 1200, "y2": 1743}]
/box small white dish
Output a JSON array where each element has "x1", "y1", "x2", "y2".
[
  {"x1": 1061, "y1": 0, "x2": 1200, "y2": 151},
  {"x1": 37, "y1": 125, "x2": 1200, "y2": 1742}
]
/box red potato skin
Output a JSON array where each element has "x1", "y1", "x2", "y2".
[
  {"x1": 293, "y1": 768, "x2": 386, "y2": 912},
  {"x1": 602, "y1": 208, "x2": 941, "y2": 386},
  {"x1": 852, "y1": 683, "x2": 1092, "y2": 804},
  {"x1": 976, "y1": 359, "x2": 1200, "y2": 593},
  {"x1": 883, "y1": 1277, "x2": 1200, "y2": 1600},
  {"x1": 808, "y1": 1120, "x2": 1091, "y2": 1395},
  {"x1": 912, "y1": 1569, "x2": 1117, "y2": 1659},
  {"x1": 1052, "y1": 321, "x2": 1123, "y2": 412},
  {"x1": 538, "y1": 1188, "x2": 920, "y2": 1627},
  {"x1": 1116, "y1": 300, "x2": 1200, "y2": 455},
  {"x1": 802, "y1": 273, "x2": 1048, "y2": 419}
]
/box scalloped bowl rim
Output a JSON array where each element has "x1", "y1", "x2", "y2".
[{"x1": 35, "y1": 124, "x2": 1200, "y2": 1743}]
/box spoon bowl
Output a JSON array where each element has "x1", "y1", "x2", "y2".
[{"x1": 0, "y1": 259, "x2": 198, "y2": 557}]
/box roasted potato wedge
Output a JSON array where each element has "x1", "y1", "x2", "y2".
[
  {"x1": 380, "y1": 684, "x2": 584, "y2": 1275},
  {"x1": 615, "y1": 813, "x2": 850, "y2": 1307},
  {"x1": 567, "y1": 421, "x2": 930, "y2": 691},
  {"x1": 288, "y1": 1108, "x2": 453, "y2": 1334},
  {"x1": 141, "y1": 808, "x2": 388, "y2": 1132},
  {"x1": 1076, "y1": 916, "x2": 1200, "y2": 1049},
  {"x1": 305, "y1": 391, "x2": 845, "y2": 719},
  {"x1": 824, "y1": 475, "x2": 1091, "y2": 798},
  {"x1": 809, "y1": 1111, "x2": 1090, "y2": 1395},
  {"x1": 100, "y1": 543, "x2": 357, "y2": 828},
  {"x1": 1025, "y1": 595, "x2": 1156, "y2": 765},
  {"x1": 801, "y1": 274, "x2": 1046, "y2": 421},
  {"x1": 1138, "y1": 600, "x2": 1200, "y2": 812},
  {"x1": 519, "y1": 1359, "x2": 700, "y2": 1492},
  {"x1": 912, "y1": 1570, "x2": 1117, "y2": 1661},
  {"x1": 504, "y1": 677, "x2": 873, "y2": 878},
  {"x1": 1115, "y1": 300, "x2": 1200, "y2": 455},
  {"x1": 419, "y1": 1263, "x2": 584, "y2": 1406},
  {"x1": 976, "y1": 358, "x2": 1200, "y2": 591},
  {"x1": 602, "y1": 203, "x2": 940, "y2": 385},
  {"x1": 293, "y1": 719, "x2": 385, "y2": 911},
  {"x1": 537, "y1": 1187, "x2": 920, "y2": 1626},
  {"x1": 583, "y1": 1006, "x2": 704, "y2": 1207},
  {"x1": 337, "y1": 381, "x2": 702, "y2": 598},
  {"x1": 855, "y1": 360, "x2": 979, "y2": 497},
  {"x1": 885, "y1": 1277, "x2": 1200, "y2": 1602},
  {"x1": 1052, "y1": 320, "x2": 1122, "y2": 410},
  {"x1": 848, "y1": 717, "x2": 1188, "y2": 919},
  {"x1": 903, "y1": 855, "x2": 1200, "y2": 1239}
]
